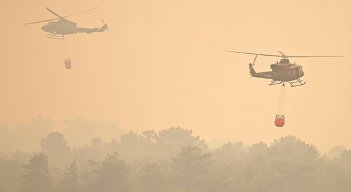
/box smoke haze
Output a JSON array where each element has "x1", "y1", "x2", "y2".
[{"x1": 0, "y1": 0, "x2": 350, "y2": 191}]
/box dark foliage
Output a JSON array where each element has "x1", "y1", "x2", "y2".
[{"x1": 0, "y1": 128, "x2": 349, "y2": 192}]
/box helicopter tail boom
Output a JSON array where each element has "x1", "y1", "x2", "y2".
[
  {"x1": 249, "y1": 63, "x2": 275, "y2": 79},
  {"x1": 75, "y1": 21, "x2": 108, "y2": 34}
]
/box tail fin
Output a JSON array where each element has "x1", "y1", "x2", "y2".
[
  {"x1": 98, "y1": 19, "x2": 109, "y2": 32},
  {"x1": 249, "y1": 63, "x2": 256, "y2": 76},
  {"x1": 98, "y1": 24, "x2": 109, "y2": 32}
]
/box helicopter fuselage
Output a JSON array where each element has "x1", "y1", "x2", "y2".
[
  {"x1": 270, "y1": 60, "x2": 304, "y2": 82},
  {"x1": 41, "y1": 19, "x2": 78, "y2": 35},
  {"x1": 249, "y1": 58, "x2": 305, "y2": 86},
  {"x1": 41, "y1": 19, "x2": 107, "y2": 37}
]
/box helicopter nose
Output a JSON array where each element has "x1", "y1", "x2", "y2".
[
  {"x1": 300, "y1": 68, "x2": 304, "y2": 77},
  {"x1": 41, "y1": 26, "x2": 49, "y2": 32}
]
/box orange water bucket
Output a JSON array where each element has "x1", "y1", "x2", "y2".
[
  {"x1": 275, "y1": 115, "x2": 285, "y2": 127},
  {"x1": 64, "y1": 58, "x2": 71, "y2": 69}
]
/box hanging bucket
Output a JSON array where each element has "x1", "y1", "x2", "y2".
[
  {"x1": 275, "y1": 85, "x2": 285, "y2": 127},
  {"x1": 64, "y1": 58, "x2": 71, "y2": 69},
  {"x1": 275, "y1": 115, "x2": 285, "y2": 127}
]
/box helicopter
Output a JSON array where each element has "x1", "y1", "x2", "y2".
[
  {"x1": 23, "y1": 7, "x2": 108, "y2": 39},
  {"x1": 227, "y1": 51, "x2": 342, "y2": 87}
]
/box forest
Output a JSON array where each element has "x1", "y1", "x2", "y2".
[{"x1": 0, "y1": 118, "x2": 350, "y2": 192}]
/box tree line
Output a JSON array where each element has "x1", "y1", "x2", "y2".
[{"x1": 0, "y1": 127, "x2": 350, "y2": 192}]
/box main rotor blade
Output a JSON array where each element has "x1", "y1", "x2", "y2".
[
  {"x1": 24, "y1": 7, "x2": 61, "y2": 25},
  {"x1": 46, "y1": 7, "x2": 63, "y2": 18},
  {"x1": 226, "y1": 51, "x2": 282, "y2": 57},
  {"x1": 23, "y1": 7, "x2": 99, "y2": 25},
  {"x1": 63, "y1": 7, "x2": 99, "y2": 18},
  {"x1": 285, "y1": 55, "x2": 345, "y2": 58},
  {"x1": 226, "y1": 50, "x2": 344, "y2": 58},
  {"x1": 23, "y1": 18, "x2": 59, "y2": 25}
]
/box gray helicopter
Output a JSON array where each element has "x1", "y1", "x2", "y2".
[
  {"x1": 24, "y1": 7, "x2": 108, "y2": 39},
  {"x1": 227, "y1": 51, "x2": 342, "y2": 87}
]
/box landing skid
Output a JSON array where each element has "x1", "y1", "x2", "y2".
[
  {"x1": 269, "y1": 80, "x2": 284, "y2": 86},
  {"x1": 269, "y1": 79, "x2": 306, "y2": 87},
  {"x1": 288, "y1": 79, "x2": 306, "y2": 87},
  {"x1": 46, "y1": 33, "x2": 65, "y2": 40}
]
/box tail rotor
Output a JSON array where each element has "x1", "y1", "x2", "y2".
[
  {"x1": 249, "y1": 55, "x2": 257, "y2": 77},
  {"x1": 101, "y1": 19, "x2": 109, "y2": 31},
  {"x1": 252, "y1": 55, "x2": 257, "y2": 65}
]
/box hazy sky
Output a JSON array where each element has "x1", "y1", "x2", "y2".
[{"x1": 0, "y1": 0, "x2": 350, "y2": 151}]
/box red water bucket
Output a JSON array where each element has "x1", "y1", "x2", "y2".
[
  {"x1": 64, "y1": 58, "x2": 71, "y2": 69},
  {"x1": 275, "y1": 115, "x2": 285, "y2": 127}
]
